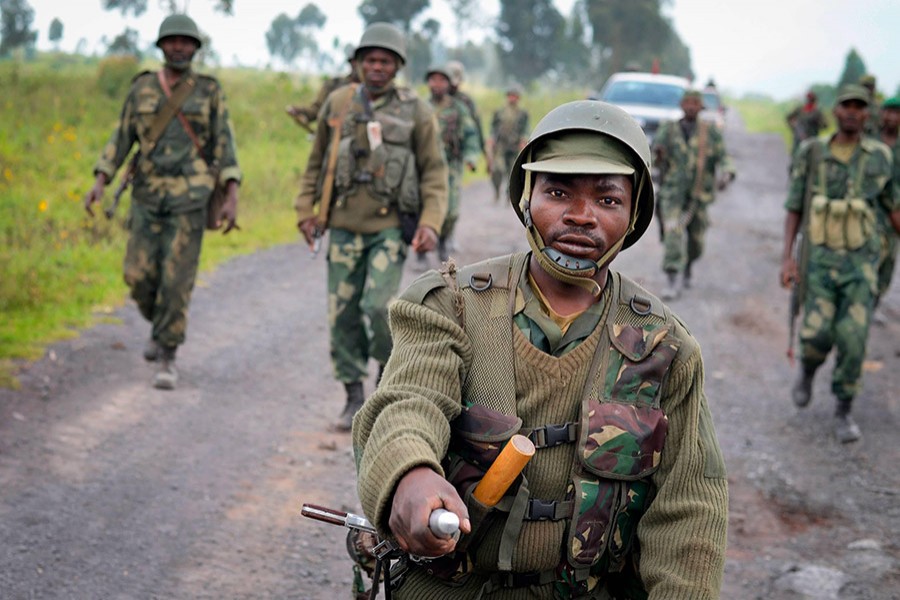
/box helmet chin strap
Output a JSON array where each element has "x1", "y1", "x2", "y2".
[{"x1": 520, "y1": 166, "x2": 645, "y2": 298}]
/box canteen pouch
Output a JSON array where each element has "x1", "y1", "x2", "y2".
[
  {"x1": 845, "y1": 198, "x2": 873, "y2": 250},
  {"x1": 824, "y1": 199, "x2": 849, "y2": 250},
  {"x1": 372, "y1": 115, "x2": 421, "y2": 216},
  {"x1": 807, "y1": 194, "x2": 828, "y2": 246}
]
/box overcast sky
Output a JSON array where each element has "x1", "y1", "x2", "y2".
[{"x1": 26, "y1": 0, "x2": 900, "y2": 101}]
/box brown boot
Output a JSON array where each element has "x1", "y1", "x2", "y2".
[{"x1": 334, "y1": 382, "x2": 364, "y2": 432}]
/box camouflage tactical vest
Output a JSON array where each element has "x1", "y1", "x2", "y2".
[
  {"x1": 332, "y1": 85, "x2": 421, "y2": 215},
  {"x1": 400, "y1": 253, "x2": 681, "y2": 597}
]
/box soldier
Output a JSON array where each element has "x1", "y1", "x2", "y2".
[
  {"x1": 294, "y1": 22, "x2": 448, "y2": 431},
  {"x1": 875, "y1": 96, "x2": 900, "y2": 310},
  {"x1": 780, "y1": 85, "x2": 899, "y2": 443},
  {"x1": 418, "y1": 64, "x2": 479, "y2": 264},
  {"x1": 446, "y1": 60, "x2": 488, "y2": 166},
  {"x1": 83, "y1": 14, "x2": 241, "y2": 390},
  {"x1": 786, "y1": 90, "x2": 828, "y2": 157},
  {"x1": 285, "y1": 49, "x2": 360, "y2": 132},
  {"x1": 487, "y1": 83, "x2": 529, "y2": 202},
  {"x1": 353, "y1": 100, "x2": 728, "y2": 598},
  {"x1": 859, "y1": 73, "x2": 880, "y2": 137},
  {"x1": 653, "y1": 89, "x2": 734, "y2": 300}
]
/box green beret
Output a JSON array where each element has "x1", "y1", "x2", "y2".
[{"x1": 882, "y1": 96, "x2": 900, "y2": 110}]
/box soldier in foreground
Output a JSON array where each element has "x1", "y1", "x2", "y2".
[
  {"x1": 653, "y1": 89, "x2": 734, "y2": 300},
  {"x1": 487, "y1": 84, "x2": 529, "y2": 202},
  {"x1": 84, "y1": 14, "x2": 241, "y2": 390},
  {"x1": 294, "y1": 22, "x2": 447, "y2": 431},
  {"x1": 781, "y1": 85, "x2": 898, "y2": 443},
  {"x1": 418, "y1": 64, "x2": 479, "y2": 264},
  {"x1": 285, "y1": 50, "x2": 359, "y2": 132},
  {"x1": 353, "y1": 100, "x2": 728, "y2": 598}
]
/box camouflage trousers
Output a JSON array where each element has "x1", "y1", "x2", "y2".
[
  {"x1": 441, "y1": 163, "x2": 463, "y2": 240},
  {"x1": 491, "y1": 147, "x2": 519, "y2": 198},
  {"x1": 660, "y1": 191, "x2": 709, "y2": 274},
  {"x1": 327, "y1": 227, "x2": 407, "y2": 383},
  {"x1": 876, "y1": 229, "x2": 897, "y2": 303},
  {"x1": 800, "y1": 244, "x2": 879, "y2": 401},
  {"x1": 123, "y1": 204, "x2": 205, "y2": 349}
]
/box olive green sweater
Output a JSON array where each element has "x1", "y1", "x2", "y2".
[{"x1": 352, "y1": 267, "x2": 728, "y2": 599}]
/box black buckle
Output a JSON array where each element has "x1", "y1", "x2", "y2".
[
  {"x1": 354, "y1": 171, "x2": 373, "y2": 183},
  {"x1": 527, "y1": 499, "x2": 557, "y2": 521},
  {"x1": 529, "y1": 423, "x2": 572, "y2": 448}
]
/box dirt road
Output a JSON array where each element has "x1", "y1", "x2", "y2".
[{"x1": 1, "y1": 113, "x2": 898, "y2": 599}]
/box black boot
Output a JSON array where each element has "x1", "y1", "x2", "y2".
[
  {"x1": 143, "y1": 337, "x2": 161, "y2": 362},
  {"x1": 833, "y1": 399, "x2": 861, "y2": 443},
  {"x1": 683, "y1": 262, "x2": 693, "y2": 289},
  {"x1": 335, "y1": 382, "x2": 365, "y2": 432},
  {"x1": 791, "y1": 365, "x2": 816, "y2": 408},
  {"x1": 152, "y1": 345, "x2": 178, "y2": 390},
  {"x1": 438, "y1": 237, "x2": 449, "y2": 262}
]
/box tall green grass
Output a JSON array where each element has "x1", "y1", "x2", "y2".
[{"x1": 729, "y1": 96, "x2": 797, "y2": 150}]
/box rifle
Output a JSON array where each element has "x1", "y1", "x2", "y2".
[
  {"x1": 787, "y1": 140, "x2": 820, "y2": 364},
  {"x1": 105, "y1": 152, "x2": 139, "y2": 219},
  {"x1": 311, "y1": 84, "x2": 358, "y2": 257}
]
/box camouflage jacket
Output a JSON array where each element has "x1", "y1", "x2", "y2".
[
  {"x1": 490, "y1": 105, "x2": 529, "y2": 151},
  {"x1": 295, "y1": 82, "x2": 447, "y2": 235},
  {"x1": 653, "y1": 118, "x2": 732, "y2": 204},
  {"x1": 353, "y1": 253, "x2": 728, "y2": 599},
  {"x1": 452, "y1": 89, "x2": 486, "y2": 153},
  {"x1": 289, "y1": 73, "x2": 356, "y2": 123},
  {"x1": 786, "y1": 135, "x2": 895, "y2": 237},
  {"x1": 787, "y1": 105, "x2": 828, "y2": 143},
  {"x1": 430, "y1": 94, "x2": 480, "y2": 169},
  {"x1": 94, "y1": 68, "x2": 241, "y2": 214}
]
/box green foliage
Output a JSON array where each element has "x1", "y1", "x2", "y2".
[
  {"x1": 48, "y1": 17, "x2": 62, "y2": 45},
  {"x1": 95, "y1": 54, "x2": 141, "y2": 97},
  {"x1": 105, "y1": 27, "x2": 142, "y2": 58},
  {"x1": 496, "y1": 0, "x2": 564, "y2": 84},
  {"x1": 101, "y1": 0, "x2": 147, "y2": 17},
  {"x1": 0, "y1": 0, "x2": 37, "y2": 57},
  {"x1": 358, "y1": 0, "x2": 429, "y2": 33},
  {"x1": 731, "y1": 95, "x2": 794, "y2": 150},
  {"x1": 0, "y1": 56, "x2": 314, "y2": 366},
  {"x1": 266, "y1": 5, "x2": 327, "y2": 69},
  {"x1": 836, "y1": 48, "x2": 867, "y2": 89}
]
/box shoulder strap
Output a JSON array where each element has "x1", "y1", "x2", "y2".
[
  {"x1": 148, "y1": 70, "x2": 198, "y2": 157},
  {"x1": 691, "y1": 120, "x2": 710, "y2": 199},
  {"x1": 317, "y1": 83, "x2": 360, "y2": 230}
]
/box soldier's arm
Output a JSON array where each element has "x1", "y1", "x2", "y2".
[
  {"x1": 93, "y1": 87, "x2": 140, "y2": 182},
  {"x1": 209, "y1": 81, "x2": 242, "y2": 186},
  {"x1": 636, "y1": 340, "x2": 728, "y2": 599},
  {"x1": 460, "y1": 109, "x2": 480, "y2": 169},
  {"x1": 412, "y1": 102, "x2": 449, "y2": 235},
  {"x1": 294, "y1": 97, "x2": 333, "y2": 226}
]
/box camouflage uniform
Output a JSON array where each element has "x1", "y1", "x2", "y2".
[
  {"x1": 786, "y1": 135, "x2": 895, "y2": 402},
  {"x1": 875, "y1": 134, "x2": 899, "y2": 303},
  {"x1": 453, "y1": 89, "x2": 486, "y2": 157},
  {"x1": 653, "y1": 118, "x2": 732, "y2": 278},
  {"x1": 94, "y1": 68, "x2": 241, "y2": 350},
  {"x1": 295, "y1": 82, "x2": 447, "y2": 385},
  {"x1": 430, "y1": 94, "x2": 480, "y2": 243},
  {"x1": 489, "y1": 104, "x2": 529, "y2": 198},
  {"x1": 288, "y1": 72, "x2": 356, "y2": 126},
  {"x1": 787, "y1": 103, "x2": 827, "y2": 156}
]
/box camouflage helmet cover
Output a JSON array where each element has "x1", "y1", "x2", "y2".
[
  {"x1": 156, "y1": 14, "x2": 202, "y2": 48},
  {"x1": 446, "y1": 60, "x2": 465, "y2": 86},
  {"x1": 424, "y1": 64, "x2": 452, "y2": 83},
  {"x1": 355, "y1": 22, "x2": 407, "y2": 65},
  {"x1": 508, "y1": 100, "x2": 654, "y2": 250}
]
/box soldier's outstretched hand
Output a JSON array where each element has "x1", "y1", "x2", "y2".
[
  {"x1": 218, "y1": 182, "x2": 240, "y2": 234},
  {"x1": 83, "y1": 174, "x2": 107, "y2": 217},
  {"x1": 389, "y1": 466, "x2": 470, "y2": 558},
  {"x1": 780, "y1": 257, "x2": 798, "y2": 288},
  {"x1": 410, "y1": 225, "x2": 438, "y2": 253}
]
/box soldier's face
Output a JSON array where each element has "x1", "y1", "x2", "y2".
[
  {"x1": 360, "y1": 49, "x2": 399, "y2": 88},
  {"x1": 681, "y1": 96, "x2": 703, "y2": 119},
  {"x1": 427, "y1": 73, "x2": 450, "y2": 98},
  {"x1": 530, "y1": 173, "x2": 633, "y2": 265},
  {"x1": 834, "y1": 100, "x2": 868, "y2": 134},
  {"x1": 159, "y1": 35, "x2": 198, "y2": 64},
  {"x1": 881, "y1": 108, "x2": 900, "y2": 130}
]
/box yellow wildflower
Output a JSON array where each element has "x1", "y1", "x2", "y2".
[
  {"x1": 53, "y1": 122, "x2": 63, "y2": 132},
  {"x1": 38, "y1": 200, "x2": 48, "y2": 212},
  {"x1": 47, "y1": 135, "x2": 56, "y2": 144},
  {"x1": 3, "y1": 167, "x2": 11, "y2": 182}
]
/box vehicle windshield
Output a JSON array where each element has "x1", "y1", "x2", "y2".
[
  {"x1": 602, "y1": 81, "x2": 685, "y2": 107},
  {"x1": 703, "y1": 92, "x2": 721, "y2": 110}
]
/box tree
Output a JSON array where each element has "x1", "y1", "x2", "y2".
[
  {"x1": 296, "y1": 3, "x2": 327, "y2": 70},
  {"x1": 836, "y1": 48, "x2": 867, "y2": 89},
  {"x1": 48, "y1": 17, "x2": 63, "y2": 48},
  {"x1": 555, "y1": 1, "x2": 593, "y2": 84},
  {"x1": 357, "y1": 0, "x2": 429, "y2": 34},
  {"x1": 495, "y1": 0, "x2": 564, "y2": 84},
  {"x1": 0, "y1": 0, "x2": 37, "y2": 57},
  {"x1": 266, "y1": 13, "x2": 302, "y2": 67},
  {"x1": 105, "y1": 26, "x2": 141, "y2": 57},
  {"x1": 405, "y1": 17, "x2": 439, "y2": 82},
  {"x1": 101, "y1": 0, "x2": 148, "y2": 17},
  {"x1": 446, "y1": 0, "x2": 475, "y2": 50}
]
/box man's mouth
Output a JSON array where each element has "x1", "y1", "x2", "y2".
[{"x1": 553, "y1": 233, "x2": 600, "y2": 256}]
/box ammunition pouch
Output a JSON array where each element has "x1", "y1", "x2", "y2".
[{"x1": 808, "y1": 196, "x2": 874, "y2": 251}]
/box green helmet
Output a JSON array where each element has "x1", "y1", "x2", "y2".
[
  {"x1": 156, "y1": 14, "x2": 202, "y2": 48},
  {"x1": 355, "y1": 22, "x2": 406, "y2": 65},
  {"x1": 424, "y1": 64, "x2": 451, "y2": 83},
  {"x1": 508, "y1": 101, "x2": 654, "y2": 289}
]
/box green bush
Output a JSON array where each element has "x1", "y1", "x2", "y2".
[{"x1": 95, "y1": 55, "x2": 141, "y2": 98}]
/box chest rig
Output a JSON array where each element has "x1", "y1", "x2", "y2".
[
  {"x1": 412, "y1": 253, "x2": 681, "y2": 597},
  {"x1": 331, "y1": 86, "x2": 422, "y2": 216}
]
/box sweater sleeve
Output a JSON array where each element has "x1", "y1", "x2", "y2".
[
  {"x1": 637, "y1": 336, "x2": 729, "y2": 600},
  {"x1": 352, "y1": 292, "x2": 472, "y2": 535}
]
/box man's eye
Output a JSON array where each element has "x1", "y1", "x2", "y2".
[
  {"x1": 548, "y1": 189, "x2": 565, "y2": 198},
  {"x1": 597, "y1": 196, "x2": 620, "y2": 205}
]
